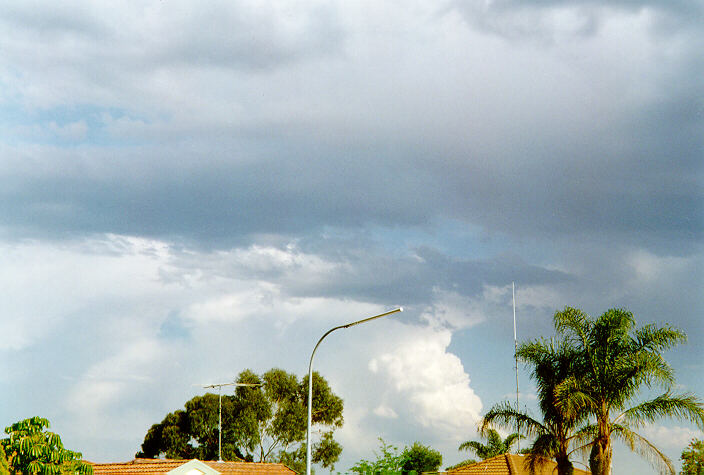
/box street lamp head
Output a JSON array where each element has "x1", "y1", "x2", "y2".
[{"x1": 342, "y1": 307, "x2": 403, "y2": 329}]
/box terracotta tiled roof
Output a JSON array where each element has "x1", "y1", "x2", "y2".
[
  {"x1": 447, "y1": 454, "x2": 590, "y2": 475},
  {"x1": 89, "y1": 458, "x2": 296, "y2": 475}
]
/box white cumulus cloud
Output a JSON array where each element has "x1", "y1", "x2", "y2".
[{"x1": 369, "y1": 326, "x2": 482, "y2": 437}]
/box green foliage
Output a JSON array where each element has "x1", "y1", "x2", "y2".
[
  {"x1": 552, "y1": 307, "x2": 704, "y2": 475},
  {"x1": 350, "y1": 439, "x2": 406, "y2": 474},
  {"x1": 274, "y1": 446, "x2": 306, "y2": 475},
  {"x1": 401, "y1": 442, "x2": 442, "y2": 473},
  {"x1": 482, "y1": 337, "x2": 584, "y2": 475},
  {"x1": 458, "y1": 429, "x2": 520, "y2": 460},
  {"x1": 1, "y1": 417, "x2": 93, "y2": 475},
  {"x1": 681, "y1": 438, "x2": 704, "y2": 474},
  {"x1": 445, "y1": 459, "x2": 477, "y2": 471},
  {"x1": 350, "y1": 439, "x2": 442, "y2": 474},
  {"x1": 0, "y1": 445, "x2": 10, "y2": 475},
  {"x1": 482, "y1": 307, "x2": 704, "y2": 475},
  {"x1": 137, "y1": 394, "x2": 238, "y2": 461},
  {"x1": 309, "y1": 431, "x2": 342, "y2": 470},
  {"x1": 137, "y1": 368, "x2": 344, "y2": 471}
]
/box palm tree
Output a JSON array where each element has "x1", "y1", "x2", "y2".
[
  {"x1": 553, "y1": 307, "x2": 704, "y2": 475},
  {"x1": 482, "y1": 338, "x2": 585, "y2": 475},
  {"x1": 458, "y1": 428, "x2": 521, "y2": 460}
]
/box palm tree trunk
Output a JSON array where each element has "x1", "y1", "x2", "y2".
[
  {"x1": 588, "y1": 407, "x2": 613, "y2": 475},
  {"x1": 555, "y1": 455, "x2": 574, "y2": 475},
  {"x1": 604, "y1": 446, "x2": 613, "y2": 475},
  {"x1": 589, "y1": 440, "x2": 612, "y2": 475}
]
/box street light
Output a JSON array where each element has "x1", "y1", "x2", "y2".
[
  {"x1": 305, "y1": 307, "x2": 403, "y2": 475},
  {"x1": 203, "y1": 381, "x2": 261, "y2": 462}
]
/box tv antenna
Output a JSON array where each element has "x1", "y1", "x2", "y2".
[{"x1": 202, "y1": 381, "x2": 261, "y2": 462}]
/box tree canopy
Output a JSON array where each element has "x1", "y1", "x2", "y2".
[
  {"x1": 350, "y1": 439, "x2": 442, "y2": 474},
  {"x1": 401, "y1": 442, "x2": 442, "y2": 473},
  {"x1": 137, "y1": 368, "x2": 343, "y2": 471},
  {"x1": 350, "y1": 438, "x2": 406, "y2": 474},
  {"x1": 458, "y1": 429, "x2": 521, "y2": 460},
  {"x1": 482, "y1": 338, "x2": 585, "y2": 475},
  {"x1": 480, "y1": 307, "x2": 704, "y2": 475},
  {"x1": 552, "y1": 308, "x2": 704, "y2": 475},
  {"x1": 680, "y1": 438, "x2": 704, "y2": 475},
  {"x1": 1, "y1": 416, "x2": 93, "y2": 475},
  {"x1": 0, "y1": 445, "x2": 10, "y2": 475},
  {"x1": 483, "y1": 307, "x2": 704, "y2": 475}
]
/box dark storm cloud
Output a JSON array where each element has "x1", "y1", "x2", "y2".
[
  {"x1": 0, "y1": 0, "x2": 700, "y2": 257},
  {"x1": 439, "y1": 143, "x2": 702, "y2": 254},
  {"x1": 0, "y1": 140, "x2": 434, "y2": 245},
  {"x1": 0, "y1": 101, "x2": 700, "y2": 255}
]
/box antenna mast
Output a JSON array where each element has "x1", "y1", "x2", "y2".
[
  {"x1": 513, "y1": 282, "x2": 520, "y2": 452},
  {"x1": 202, "y1": 381, "x2": 261, "y2": 462}
]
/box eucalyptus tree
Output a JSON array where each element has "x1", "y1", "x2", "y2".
[
  {"x1": 137, "y1": 368, "x2": 343, "y2": 471},
  {"x1": 458, "y1": 429, "x2": 521, "y2": 460},
  {"x1": 482, "y1": 338, "x2": 585, "y2": 475},
  {"x1": 553, "y1": 307, "x2": 704, "y2": 475}
]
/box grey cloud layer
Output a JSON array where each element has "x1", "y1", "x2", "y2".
[
  {"x1": 1, "y1": 128, "x2": 700, "y2": 255},
  {"x1": 1, "y1": 4, "x2": 701, "y2": 257},
  {"x1": 1, "y1": 1, "x2": 701, "y2": 255}
]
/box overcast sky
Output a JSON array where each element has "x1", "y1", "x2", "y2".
[{"x1": 0, "y1": 1, "x2": 702, "y2": 473}]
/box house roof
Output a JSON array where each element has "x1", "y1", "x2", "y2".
[
  {"x1": 447, "y1": 454, "x2": 590, "y2": 475},
  {"x1": 89, "y1": 458, "x2": 297, "y2": 475}
]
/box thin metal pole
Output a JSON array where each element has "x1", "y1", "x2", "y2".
[
  {"x1": 513, "y1": 282, "x2": 520, "y2": 452},
  {"x1": 203, "y1": 382, "x2": 261, "y2": 462},
  {"x1": 305, "y1": 308, "x2": 403, "y2": 475}
]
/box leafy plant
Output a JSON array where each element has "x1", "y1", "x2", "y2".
[
  {"x1": 401, "y1": 442, "x2": 442, "y2": 473},
  {"x1": 0, "y1": 445, "x2": 10, "y2": 475},
  {"x1": 445, "y1": 459, "x2": 477, "y2": 471},
  {"x1": 350, "y1": 438, "x2": 406, "y2": 474},
  {"x1": 1, "y1": 417, "x2": 92, "y2": 475},
  {"x1": 351, "y1": 439, "x2": 442, "y2": 474},
  {"x1": 680, "y1": 438, "x2": 704, "y2": 475},
  {"x1": 458, "y1": 429, "x2": 521, "y2": 460}
]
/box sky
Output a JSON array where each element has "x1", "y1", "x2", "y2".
[{"x1": 0, "y1": 0, "x2": 702, "y2": 473}]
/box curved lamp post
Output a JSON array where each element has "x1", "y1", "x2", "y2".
[{"x1": 305, "y1": 307, "x2": 403, "y2": 475}]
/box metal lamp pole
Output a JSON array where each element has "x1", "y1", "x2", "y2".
[{"x1": 305, "y1": 308, "x2": 403, "y2": 475}]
